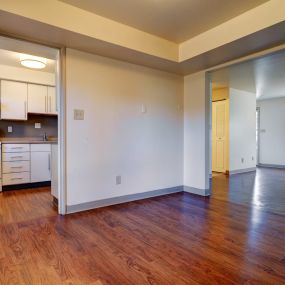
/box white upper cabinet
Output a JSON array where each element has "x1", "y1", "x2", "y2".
[
  {"x1": 48, "y1": 86, "x2": 57, "y2": 114},
  {"x1": 1, "y1": 80, "x2": 28, "y2": 120},
  {"x1": 28, "y1": 84, "x2": 47, "y2": 114},
  {"x1": 27, "y1": 84, "x2": 57, "y2": 115}
]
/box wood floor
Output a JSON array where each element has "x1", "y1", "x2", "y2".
[
  {"x1": 0, "y1": 187, "x2": 57, "y2": 224},
  {"x1": 1, "y1": 170, "x2": 285, "y2": 284},
  {"x1": 212, "y1": 167, "x2": 285, "y2": 215}
]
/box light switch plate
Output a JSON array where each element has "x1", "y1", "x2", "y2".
[
  {"x1": 74, "y1": 109, "x2": 84, "y2": 120},
  {"x1": 141, "y1": 104, "x2": 147, "y2": 113},
  {"x1": 35, "y1": 123, "x2": 41, "y2": 129},
  {"x1": 8, "y1": 126, "x2": 13, "y2": 133}
]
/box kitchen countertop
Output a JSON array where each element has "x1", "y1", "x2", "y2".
[{"x1": 0, "y1": 137, "x2": 58, "y2": 144}]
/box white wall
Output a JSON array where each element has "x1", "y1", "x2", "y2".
[
  {"x1": 0, "y1": 64, "x2": 55, "y2": 85},
  {"x1": 184, "y1": 72, "x2": 210, "y2": 194},
  {"x1": 229, "y1": 88, "x2": 256, "y2": 171},
  {"x1": 66, "y1": 49, "x2": 183, "y2": 206},
  {"x1": 257, "y1": 98, "x2": 285, "y2": 166}
]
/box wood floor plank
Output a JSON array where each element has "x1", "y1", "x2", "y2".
[{"x1": 0, "y1": 168, "x2": 284, "y2": 284}]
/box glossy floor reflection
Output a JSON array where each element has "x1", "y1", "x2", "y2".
[{"x1": 211, "y1": 167, "x2": 285, "y2": 215}]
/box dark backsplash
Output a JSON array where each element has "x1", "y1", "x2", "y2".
[{"x1": 0, "y1": 114, "x2": 58, "y2": 138}]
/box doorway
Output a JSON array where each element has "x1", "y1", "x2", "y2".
[
  {"x1": 212, "y1": 99, "x2": 228, "y2": 174},
  {"x1": 0, "y1": 35, "x2": 65, "y2": 222},
  {"x1": 208, "y1": 49, "x2": 285, "y2": 215}
]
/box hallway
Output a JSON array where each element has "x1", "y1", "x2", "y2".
[{"x1": 212, "y1": 167, "x2": 285, "y2": 215}]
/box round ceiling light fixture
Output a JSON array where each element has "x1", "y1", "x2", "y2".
[{"x1": 20, "y1": 54, "x2": 47, "y2": 69}]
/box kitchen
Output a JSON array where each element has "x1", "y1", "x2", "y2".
[{"x1": 0, "y1": 37, "x2": 59, "y2": 213}]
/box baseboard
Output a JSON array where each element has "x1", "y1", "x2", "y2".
[
  {"x1": 2, "y1": 181, "x2": 51, "y2": 191},
  {"x1": 258, "y1": 163, "x2": 285, "y2": 169},
  {"x1": 229, "y1": 167, "x2": 256, "y2": 175},
  {"x1": 66, "y1": 185, "x2": 184, "y2": 214},
  {"x1": 183, "y1": 186, "x2": 210, "y2": 196}
]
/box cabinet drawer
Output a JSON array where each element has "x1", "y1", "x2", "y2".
[
  {"x1": 2, "y1": 152, "x2": 30, "y2": 162},
  {"x1": 2, "y1": 144, "x2": 30, "y2": 153},
  {"x1": 3, "y1": 172, "x2": 30, "y2": 186},
  {"x1": 31, "y1": 144, "x2": 51, "y2": 152},
  {"x1": 3, "y1": 161, "x2": 30, "y2": 174}
]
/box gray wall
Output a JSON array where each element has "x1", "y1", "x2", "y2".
[{"x1": 0, "y1": 114, "x2": 58, "y2": 138}]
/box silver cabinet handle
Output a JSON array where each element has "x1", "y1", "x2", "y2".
[
  {"x1": 11, "y1": 156, "x2": 23, "y2": 159},
  {"x1": 11, "y1": 177, "x2": 23, "y2": 181},
  {"x1": 45, "y1": 95, "x2": 47, "y2": 113},
  {"x1": 24, "y1": 101, "x2": 27, "y2": 119},
  {"x1": 48, "y1": 153, "x2": 51, "y2": 171},
  {"x1": 11, "y1": 147, "x2": 23, "y2": 149},
  {"x1": 49, "y1": 96, "x2": 52, "y2": 113},
  {"x1": 11, "y1": 166, "x2": 23, "y2": 169}
]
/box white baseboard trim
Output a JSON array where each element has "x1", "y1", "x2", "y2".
[
  {"x1": 66, "y1": 185, "x2": 184, "y2": 214},
  {"x1": 183, "y1": 186, "x2": 211, "y2": 196},
  {"x1": 258, "y1": 163, "x2": 285, "y2": 169},
  {"x1": 229, "y1": 167, "x2": 256, "y2": 175}
]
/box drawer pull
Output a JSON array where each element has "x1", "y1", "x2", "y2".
[
  {"x1": 11, "y1": 147, "x2": 23, "y2": 149},
  {"x1": 11, "y1": 178, "x2": 23, "y2": 180},
  {"x1": 11, "y1": 156, "x2": 23, "y2": 159},
  {"x1": 11, "y1": 166, "x2": 23, "y2": 169}
]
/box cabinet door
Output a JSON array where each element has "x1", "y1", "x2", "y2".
[
  {"x1": 1, "y1": 80, "x2": 28, "y2": 120},
  {"x1": 28, "y1": 84, "x2": 48, "y2": 114},
  {"x1": 51, "y1": 144, "x2": 58, "y2": 198},
  {"x1": 31, "y1": 151, "x2": 51, "y2": 182},
  {"x1": 48, "y1": 87, "x2": 57, "y2": 114}
]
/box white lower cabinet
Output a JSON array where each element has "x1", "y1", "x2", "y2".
[
  {"x1": 3, "y1": 161, "x2": 30, "y2": 173},
  {"x1": 2, "y1": 152, "x2": 30, "y2": 162},
  {"x1": 2, "y1": 144, "x2": 30, "y2": 186},
  {"x1": 3, "y1": 172, "x2": 30, "y2": 186},
  {"x1": 30, "y1": 144, "x2": 51, "y2": 183},
  {"x1": 51, "y1": 144, "x2": 58, "y2": 198},
  {"x1": 2, "y1": 143, "x2": 52, "y2": 186}
]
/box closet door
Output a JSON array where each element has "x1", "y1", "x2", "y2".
[{"x1": 212, "y1": 100, "x2": 227, "y2": 173}]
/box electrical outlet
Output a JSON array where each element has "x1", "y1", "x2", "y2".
[
  {"x1": 8, "y1": 126, "x2": 13, "y2": 133},
  {"x1": 116, "y1": 175, "x2": 121, "y2": 185},
  {"x1": 74, "y1": 109, "x2": 84, "y2": 120},
  {"x1": 35, "y1": 123, "x2": 41, "y2": 129}
]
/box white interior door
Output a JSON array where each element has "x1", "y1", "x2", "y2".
[{"x1": 212, "y1": 100, "x2": 227, "y2": 173}]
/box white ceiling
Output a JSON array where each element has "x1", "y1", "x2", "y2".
[
  {"x1": 60, "y1": 0, "x2": 268, "y2": 43},
  {"x1": 0, "y1": 49, "x2": 55, "y2": 73},
  {"x1": 211, "y1": 50, "x2": 285, "y2": 101}
]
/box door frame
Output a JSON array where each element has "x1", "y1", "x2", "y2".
[
  {"x1": 57, "y1": 47, "x2": 67, "y2": 215},
  {"x1": 0, "y1": 34, "x2": 67, "y2": 215},
  {"x1": 256, "y1": 107, "x2": 261, "y2": 166},
  {"x1": 206, "y1": 45, "x2": 285, "y2": 189}
]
